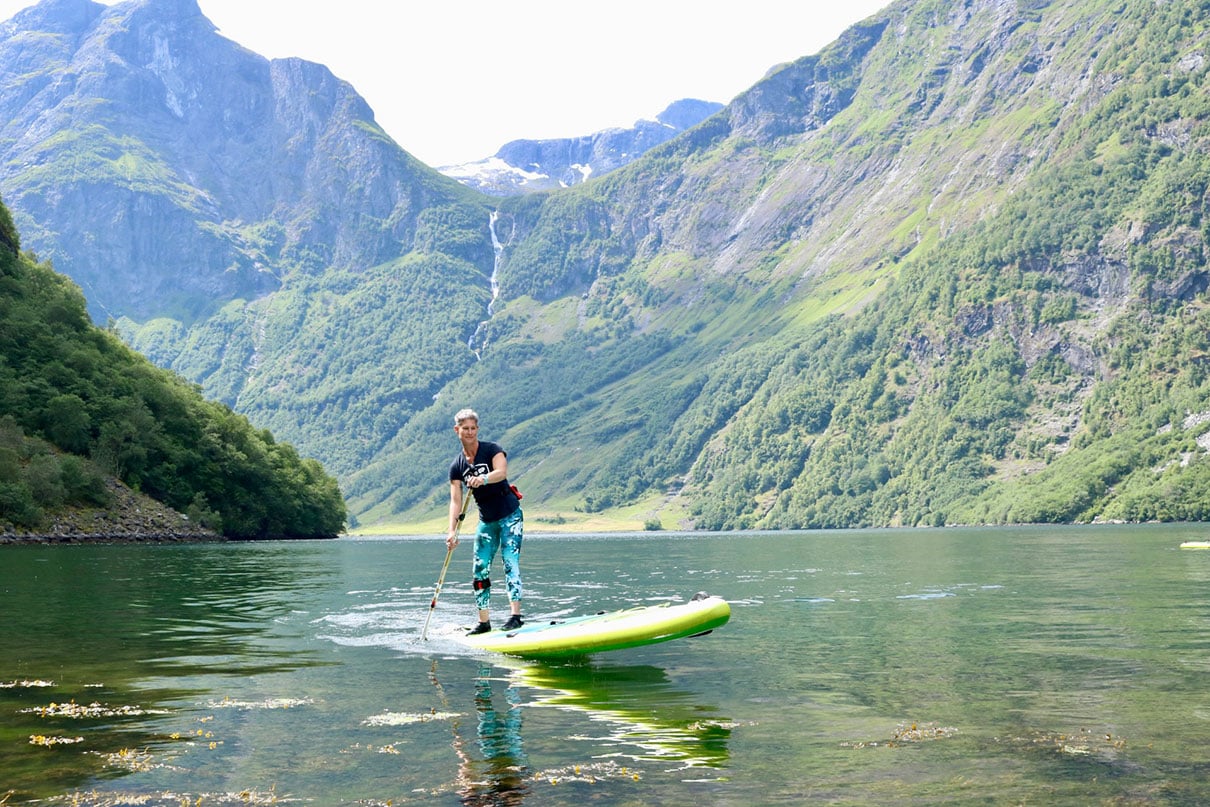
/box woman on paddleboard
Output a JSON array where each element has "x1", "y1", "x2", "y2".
[{"x1": 447, "y1": 408, "x2": 524, "y2": 635}]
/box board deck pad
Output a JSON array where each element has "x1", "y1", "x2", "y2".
[{"x1": 457, "y1": 593, "x2": 731, "y2": 658}]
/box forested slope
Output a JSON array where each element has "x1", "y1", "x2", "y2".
[{"x1": 0, "y1": 199, "x2": 346, "y2": 538}]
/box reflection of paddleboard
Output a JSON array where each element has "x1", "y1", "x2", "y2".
[
  {"x1": 500, "y1": 660, "x2": 733, "y2": 769},
  {"x1": 459, "y1": 593, "x2": 731, "y2": 659},
  {"x1": 1180, "y1": 541, "x2": 1210, "y2": 550}
]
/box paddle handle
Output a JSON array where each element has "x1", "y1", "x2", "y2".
[{"x1": 420, "y1": 488, "x2": 471, "y2": 641}]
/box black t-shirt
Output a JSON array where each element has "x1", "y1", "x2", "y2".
[{"x1": 449, "y1": 440, "x2": 520, "y2": 523}]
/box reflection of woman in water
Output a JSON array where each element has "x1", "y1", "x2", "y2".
[
  {"x1": 455, "y1": 665, "x2": 529, "y2": 806},
  {"x1": 433, "y1": 658, "x2": 731, "y2": 803}
]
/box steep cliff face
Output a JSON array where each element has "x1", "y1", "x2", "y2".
[{"x1": 0, "y1": 0, "x2": 489, "y2": 323}]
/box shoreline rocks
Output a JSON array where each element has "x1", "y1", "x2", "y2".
[{"x1": 1, "y1": 479, "x2": 223, "y2": 545}]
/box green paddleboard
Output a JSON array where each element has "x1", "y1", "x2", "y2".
[{"x1": 459, "y1": 593, "x2": 731, "y2": 659}]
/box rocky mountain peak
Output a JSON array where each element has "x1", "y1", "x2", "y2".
[
  {"x1": 440, "y1": 98, "x2": 724, "y2": 196},
  {"x1": 654, "y1": 98, "x2": 724, "y2": 130},
  {"x1": 2, "y1": 0, "x2": 103, "y2": 35}
]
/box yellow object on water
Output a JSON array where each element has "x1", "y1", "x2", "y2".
[{"x1": 459, "y1": 593, "x2": 731, "y2": 658}]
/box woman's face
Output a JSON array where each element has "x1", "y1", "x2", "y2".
[{"x1": 455, "y1": 418, "x2": 479, "y2": 443}]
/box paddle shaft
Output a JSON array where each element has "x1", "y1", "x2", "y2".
[{"x1": 420, "y1": 487, "x2": 471, "y2": 641}]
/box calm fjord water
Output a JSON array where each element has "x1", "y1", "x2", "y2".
[{"x1": 3, "y1": 525, "x2": 1210, "y2": 805}]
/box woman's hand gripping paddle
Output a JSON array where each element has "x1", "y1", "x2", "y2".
[{"x1": 420, "y1": 487, "x2": 471, "y2": 641}]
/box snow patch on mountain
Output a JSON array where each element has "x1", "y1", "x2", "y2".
[{"x1": 440, "y1": 99, "x2": 723, "y2": 196}]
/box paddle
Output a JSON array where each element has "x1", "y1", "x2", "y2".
[{"x1": 420, "y1": 486, "x2": 472, "y2": 641}]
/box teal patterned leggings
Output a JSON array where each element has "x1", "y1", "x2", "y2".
[{"x1": 471, "y1": 508, "x2": 524, "y2": 610}]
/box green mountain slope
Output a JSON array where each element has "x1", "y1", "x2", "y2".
[
  {"x1": 0, "y1": 199, "x2": 346, "y2": 538},
  {"x1": 348, "y1": 0, "x2": 1210, "y2": 529}
]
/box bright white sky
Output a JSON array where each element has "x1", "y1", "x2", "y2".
[{"x1": 1, "y1": 0, "x2": 893, "y2": 167}]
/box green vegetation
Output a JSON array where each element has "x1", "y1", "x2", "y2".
[
  {"x1": 349, "y1": 0, "x2": 1210, "y2": 531},
  {"x1": 0, "y1": 417, "x2": 110, "y2": 528},
  {"x1": 675, "y1": 0, "x2": 1210, "y2": 529},
  {"x1": 0, "y1": 200, "x2": 345, "y2": 537}
]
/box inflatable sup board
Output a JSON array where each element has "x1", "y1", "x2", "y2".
[{"x1": 459, "y1": 593, "x2": 731, "y2": 659}]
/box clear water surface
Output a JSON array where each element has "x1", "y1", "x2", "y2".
[{"x1": 2, "y1": 524, "x2": 1210, "y2": 805}]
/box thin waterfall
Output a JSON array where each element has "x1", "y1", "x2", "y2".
[
  {"x1": 468, "y1": 210, "x2": 510, "y2": 359},
  {"x1": 487, "y1": 210, "x2": 505, "y2": 316}
]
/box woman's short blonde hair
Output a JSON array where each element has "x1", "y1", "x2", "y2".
[{"x1": 454, "y1": 408, "x2": 479, "y2": 426}]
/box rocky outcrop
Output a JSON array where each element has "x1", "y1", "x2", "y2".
[
  {"x1": 0, "y1": 478, "x2": 220, "y2": 544},
  {"x1": 725, "y1": 21, "x2": 887, "y2": 142}
]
